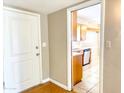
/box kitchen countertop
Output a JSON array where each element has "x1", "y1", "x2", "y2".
[
  {"x1": 72, "y1": 52, "x2": 83, "y2": 56},
  {"x1": 72, "y1": 47, "x2": 91, "y2": 52},
  {"x1": 72, "y1": 47, "x2": 91, "y2": 56}
]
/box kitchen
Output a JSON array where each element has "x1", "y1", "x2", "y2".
[{"x1": 71, "y1": 4, "x2": 101, "y2": 93}]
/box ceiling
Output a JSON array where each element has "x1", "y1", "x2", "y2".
[
  {"x1": 4, "y1": 0, "x2": 85, "y2": 14},
  {"x1": 77, "y1": 4, "x2": 101, "y2": 25}
]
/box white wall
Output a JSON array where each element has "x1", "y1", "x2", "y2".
[
  {"x1": 72, "y1": 32, "x2": 99, "y2": 49},
  {"x1": 72, "y1": 32, "x2": 100, "y2": 61}
]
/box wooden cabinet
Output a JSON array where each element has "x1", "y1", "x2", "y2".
[
  {"x1": 71, "y1": 11, "x2": 87, "y2": 41},
  {"x1": 80, "y1": 25, "x2": 87, "y2": 41},
  {"x1": 71, "y1": 11, "x2": 77, "y2": 41},
  {"x1": 71, "y1": 11, "x2": 100, "y2": 41},
  {"x1": 72, "y1": 54, "x2": 83, "y2": 85}
]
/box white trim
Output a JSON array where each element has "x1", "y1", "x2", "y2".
[
  {"x1": 121, "y1": 0, "x2": 124, "y2": 93},
  {"x1": 0, "y1": 0, "x2": 3, "y2": 93},
  {"x1": 67, "y1": 9, "x2": 72, "y2": 91},
  {"x1": 67, "y1": 0, "x2": 104, "y2": 92},
  {"x1": 67, "y1": 0, "x2": 101, "y2": 11},
  {"x1": 49, "y1": 78, "x2": 68, "y2": 90},
  {"x1": 41, "y1": 78, "x2": 68, "y2": 90},
  {"x1": 42, "y1": 78, "x2": 50, "y2": 83},
  {"x1": 99, "y1": 0, "x2": 105, "y2": 93},
  {"x1": 37, "y1": 14, "x2": 43, "y2": 83},
  {"x1": 3, "y1": 6, "x2": 39, "y2": 16}
]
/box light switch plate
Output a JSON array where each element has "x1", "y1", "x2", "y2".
[
  {"x1": 105, "y1": 41, "x2": 112, "y2": 48},
  {"x1": 42, "y1": 42, "x2": 47, "y2": 47}
]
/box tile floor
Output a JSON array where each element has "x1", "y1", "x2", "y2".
[{"x1": 73, "y1": 58, "x2": 99, "y2": 93}]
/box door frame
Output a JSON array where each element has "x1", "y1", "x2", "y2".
[
  {"x1": 0, "y1": 1, "x2": 3, "y2": 93},
  {"x1": 122, "y1": 0, "x2": 124, "y2": 93},
  {"x1": 67, "y1": 0, "x2": 105, "y2": 92},
  {"x1": 3, "y1": 6, "x2": 43, "y2": 88}
]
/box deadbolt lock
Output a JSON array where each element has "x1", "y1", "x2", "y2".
[{"x1": 36, "y1": 53, "x2": 40, "y2": 56}]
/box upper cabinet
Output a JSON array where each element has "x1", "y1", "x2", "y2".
[
  {"x1": 71, "y1": 11, "x2": 77, "y2": 41},
  {"x1": 71, "y1": 11, "x2": 100, "y2": 41},
  {"x1": 80, "y1": 25, "x2": 87, "y2": 41}
]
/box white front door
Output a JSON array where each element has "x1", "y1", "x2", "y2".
[{"x1": 4, "y1": 8, "x2": 42, "y2": 93}]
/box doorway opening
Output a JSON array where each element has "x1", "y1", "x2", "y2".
[
  {"x1": 72, "y1": 4, "x2": 101, "y2": 93},
  {"x1": 67, "y1": 0, "x2": 104, "y2": 93}
]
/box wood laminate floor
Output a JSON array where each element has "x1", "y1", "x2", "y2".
[
  {"x1": 22, "y1": 82, "x2": 76, "y2": 93},
  {"x1": 22, "y1": 58, "x2": 99, "y2": 93}
]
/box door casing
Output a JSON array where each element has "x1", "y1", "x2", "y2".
[{"x1": 67, "y1": 0, "x2": 105, "y2": 92}]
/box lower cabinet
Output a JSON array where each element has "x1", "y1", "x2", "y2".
[{"x1": 72, "y1": 54, "x2": 83, "y2": 85}]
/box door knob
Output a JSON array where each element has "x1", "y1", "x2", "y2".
[{"x1": 36, "y1": 53, "x2": 40, "y2": 56}]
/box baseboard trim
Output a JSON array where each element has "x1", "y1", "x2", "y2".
[
  {"x1": 41, "y1": 78, "x2": 68, "y2": 90},
  {"x1": 49, "y1": 78, "x2": 68, "y2": 90},
  {"x1": 42, "y1": 78, "x2": 50, "y2": 83}
]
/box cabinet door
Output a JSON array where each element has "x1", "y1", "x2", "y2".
[{"x1": 72, "y1": 55, "x2": 82, "y2": 85}]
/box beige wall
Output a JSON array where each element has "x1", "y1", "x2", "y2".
[
  {"x1": 48, "y1": 9, "x2": 67, "y2": 85},
  {"x1": 48, "y1": 0, "x2": 121, "y2": 92},
  {"x1": 40, "y1": 14, "x2": 49, "y2": 79},
  {"x1": 103, "y1": 0, "x2": 121, "y2": 93}
]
